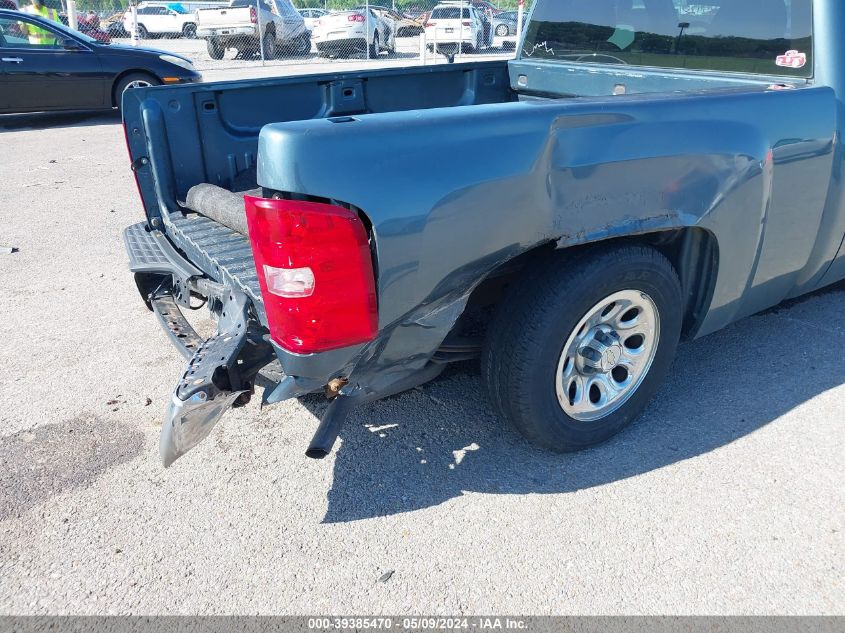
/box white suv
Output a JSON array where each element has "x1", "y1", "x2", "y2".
[
  {"x1": 425, "y1": 1, "x2": 486, "y2": 53},
  {"x1": 123, "y1": 4, "x2": 198, "y2": 38}
]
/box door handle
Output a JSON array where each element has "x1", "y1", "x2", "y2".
[{"x1": 1, "y1": 57, "x2": 23, "y2": 63}]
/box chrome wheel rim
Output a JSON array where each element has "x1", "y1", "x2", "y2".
[
  {"x1": 555, "y1": 289, "x2": 660, "y2": 422},
  {"x1": 123, "y1": 79, "x2": 152, "y2": 93}
]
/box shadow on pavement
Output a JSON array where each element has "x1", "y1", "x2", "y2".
[
  {"x1": 0, "y1": 110, "x2": 121, "y2": 131},
  {"x1": 0, "y1": 414, "x2": 143, "y2": 521},
  {"x1": 315, "y1": 280, "x2": 845, "y2": 523}
]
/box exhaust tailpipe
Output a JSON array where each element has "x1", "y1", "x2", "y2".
[{"x1": 306, "y1": 395, "x2": 355, "y2": 459}]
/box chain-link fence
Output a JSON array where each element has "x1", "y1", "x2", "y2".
[{"x1": 11, "y1": 0, "x2": 532, "y2": 77}]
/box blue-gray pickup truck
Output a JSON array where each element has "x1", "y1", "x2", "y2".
[{"x1": 123, "y1": 0, "x2": 840, "y2": 467}]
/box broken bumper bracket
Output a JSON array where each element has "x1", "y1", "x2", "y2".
[{"x1": 159, "y1": 291, "x2": 274, "y2": 467}]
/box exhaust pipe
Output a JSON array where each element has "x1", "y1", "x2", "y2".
[
  {"x1": 305, "y1": 363, "x2": 447, "y2": 459},
  {"x1": 305, "y1": 395, "x2": 356, "y2": 459}
]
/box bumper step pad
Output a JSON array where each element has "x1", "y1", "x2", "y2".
[{"x1": 123, "y1": 222, "x2": 202, "y2": 280}]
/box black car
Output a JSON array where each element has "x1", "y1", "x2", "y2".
[{"x1": 0, "y1": 8, "x2": 201, "y2": 114}]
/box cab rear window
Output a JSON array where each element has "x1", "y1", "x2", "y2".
[{"x1": 522, "y1": 0, "x2": 813, "y2": 78}]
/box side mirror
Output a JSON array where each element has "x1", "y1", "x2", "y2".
[{"x1": 63, "y1": 39, "x2": 83, "y2": 50}]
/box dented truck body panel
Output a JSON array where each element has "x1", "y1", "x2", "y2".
[
  {"x1": 122, "y1": 0, "x2": 845, "y2": 463},
  {"x1": 255, "y1": 86, "x2": 837, "y2": 343}
]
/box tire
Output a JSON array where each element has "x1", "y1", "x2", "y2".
[
  {"x1": 482, "y1": 245, "x2": 682, "y2": 452},
  {"x1": 369, "y1": 31, "x2": 379, "y2": 58},
  {"x1": 495, "y1": 23, "x2": 509, "y2": 37},
  {"x1": 262, "y1": 30, "x2": 275, "y2": 59},
  {"x1": 136, "y1": 24, "x2": 148, "y2": 39},
  {"x1": 113, "y1": 72, "x2": 160, "y2": 110},
  {"x1": 207, "y1": 38, "x2": 224, "y2": 59},
  {"x1": 292, "y1": 32, "x2": 310, "y2": 56},
  {"x1": 182, "y1": 22, "x2": 196, "y2": 38}
]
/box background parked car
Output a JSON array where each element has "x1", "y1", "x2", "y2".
[
  {"x1": 101, "y1": 10, "x2": 129, "y2": 37},
  {"x1": 59, "y1": 10, "x2": 111, "y2": 43},
  {"x1": 0, "y1": 7, "x2": 200, "y2": 113},
  {"x1": 312, "y1": 8, "x2": 395, "y2": 58},
  {"x1": 359, "y1": 4, "x2": 422, "y2": 36},
  {"x1": 425, "y1": 2, "x2": 488, "y2": 54},
  {"x1": 492, "y1": 10, "x2": 518, "y2": 36},
  {"x1": 196, "y1": 0, "x2": 309, "y2": 60},
  {"x1": 123, "y1": 4, "x2": 198, "y2": 39},
  {"x1": 297, "y1": 6, "x2": 326, "y2": 31}
]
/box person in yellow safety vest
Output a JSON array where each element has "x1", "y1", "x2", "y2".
[{"x1": 21, "y1": 0, "x2": 61, "y2": 46}]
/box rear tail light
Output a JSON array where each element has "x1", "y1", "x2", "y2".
[
  {"x1": 348, "y1": 13, "x2": 365, "y2": 22},
  {"x1": 462, "y1": 20, "x2": 471, "y2": 26},
  {"x1": 250, "y1": 6, "x2": 256, "y2": 23},
  {"x1": 244, "y1": 196, "x2": 378, "y2": 354},
  {"x1": 425, "y1": 21, "x2": 435, "y2": 27}
]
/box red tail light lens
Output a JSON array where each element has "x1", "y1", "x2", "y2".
[
  {"x1": 250, "y1": 6, "x2": 256, "y2": 23},
  {"x1": 462, "y1": 20, "x2": 471, "y2": 26},
  {"x1": 244, "y1": 196, "x2": 378, "y2": 354},
  {"x1": 348, "y1": 13, "x2": 365, "y2": 22},
  {"x1": 425, "y1": 21, "x2": 435, "y2": 27}
]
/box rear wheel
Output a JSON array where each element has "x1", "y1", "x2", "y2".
[
  {"x1": 482, "y1": 245, "x2": 682, "y2": 452},
  {"x1": 262, "y1": 30, "x2": 275, "y2": 59},
  {"x1": 182, "y1": 22, "x2": 196, "y2": 38},
  {"x1": 207, "y1": 38, "x2": 224, "y2": 59},
  {"x1": 495, "y1": 23, "x2": 509, "y2": 36},
  {"x1": 136, "y1": 24, "x2": 148, "y2": 39},
  {"x1": 113, "y1": 72, "x2": 160, "y2": 110},
  {"x1": 291, "y1": 32, "x2": 310, "y2": 55}
]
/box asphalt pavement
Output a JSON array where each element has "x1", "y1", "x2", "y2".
[{"x1": 0, "y1": 105, "x2": 842, "y2": 615}]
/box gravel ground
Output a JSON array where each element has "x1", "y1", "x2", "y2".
[{"x1": 0, "y1": 107, "x2": 843, "y2": 616}]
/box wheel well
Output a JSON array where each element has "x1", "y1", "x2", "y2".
[
  {"x1": 458, "y1": 228, "x2": 719, "y2": 343},
  {"x1": 111, "y1": 70, "x2": 159, "y2": 107}
]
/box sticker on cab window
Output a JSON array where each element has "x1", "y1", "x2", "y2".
[{"x1": 776, "y1": 50, "x2": 806, "y2": 69}]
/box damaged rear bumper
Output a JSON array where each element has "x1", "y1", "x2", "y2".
[
  {"x1": 125, "y1": 222, "x2": 277, "y2": 465},
  {"x1": 124, "y1": 221, "x2": 376, "y2": 465},
  {"x1": 123, "y1": 221, "x2": 459, "y2": 466}
]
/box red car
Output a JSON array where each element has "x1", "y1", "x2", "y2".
[{"x1": 56, "y1": 11, "x2": 112, "y2": 43}]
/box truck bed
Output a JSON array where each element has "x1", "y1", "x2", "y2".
[{"x1": 123, "y1": 61, "x2": 517, "y2": 332}]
